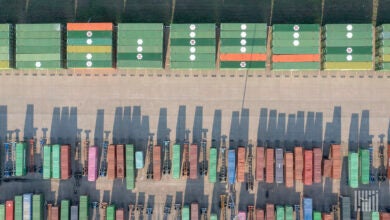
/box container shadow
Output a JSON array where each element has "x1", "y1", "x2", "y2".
[
  {"x1": 238, "y1": 183, "x2": 255, "y2": 211},
  {"x1": 147, "y1": 194, "x2": 155, "y2": 220},
  {"x1": 323, "y1": 106, "x2": 341, "y2": 157},
  {"x1": 113, "y1": 107, "x2": 124, "y2": 144},
  {"x1": 229, "y1": 111, "x2": 240, "y2": 148},
  {"x1": 23, "y1": 104, "x2": 34, "y2": 140},
  {"x1": 50, "y1": 107, "x2": 61, "y2": 144},
  {"x1": 256, "y1": 182, "x2": 267, "y2": 208},
  {"x1": 157, "y1": 108, "x2": 168, "y2": 146},
  {"x1": 348, "y1": 113, "x2": 360, "y2": 153},
  {"x1": 0, "y1": 105, "x2": 7, "y2": 142},
  {"x1": 212, "y1": 109, "x2": 222, "y2": 166},
  {"x1": 239, "y1": 108, "x2": 249, "y2": 146},
  {"x1": 130, "y1": 106, "x2": 142, "y2": 150},
  {"x1": 275, "y1": 112, "x2": 286, "y2": 148},
  {"x1": 176, "y1": 105, "x2": 186, "y2": 144},
  {"x1": 123, "y1": 106, "x2": 131, "y2": 144},
  {"x1": 257, "y1": 108, "x2": 268, "y2": 147},
  {"x1": 192, "y1": 106, "x2": 203, "y2": 145},
  {"x1": 285, "y1": 113, "x2": 296, "y2": 151},
  {"x1": 388, "y1": 120, "x2": 390, "y2": 145},
  {"x1": 94, "y1": 109, "x2": 105, "y2": 147},
  {"x1": 295, "y1": 111, "x2": 305, "y2": 146},
  {"x1": 267, "y1": 110, "x2": 277, "y2": 147},
  {"x1": 339, "y1": 156, "x2": 349, "y2": 196},
  {"x1": 59, "y1": 107, "x2": 70, "y2": 144},
  {"x1": 359, "y1": 110, "x2": 371, "y2": 147}
]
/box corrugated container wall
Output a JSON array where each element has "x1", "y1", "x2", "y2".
[
  {"x1": 294, "y1": 147, "x2": 303, "y2": 180},
  {"x1": 70, "y1": 206, "x2": 78, "y2": 220},
  {"x1": 14, "y1": 196, "x2": 23, "y2": 220},
  {"x1": 303, "y1": 150, "x2": 313, "y2": 185},
  {"x1": 208, "y1": 147, "x2": 217, "y2": 183},
  {"x1": 60, "y1": 200, "x2": 70, "y2": 220},
  {"x1": 228, "y1": 149, "x2": 236, "y2": 184},
  {"x1": 106, "y1": 205, "x2": 115, "y2": 220},
  {"x1": 285, "y1": 152, "x2": 294, "y2": 188},
  {"x1": 331, "y1": 144, "x2": 341, "y2": 179},
  {"x1": 116, "y1": 144, "x2": 125, "y2": 178},
  {"x1": 87, "y1": 146, "x2": 98, "y2": 181},
  {"x1": 191, "y1": 203, "x2": 199, "y2": 220},
  {"x1": 23, "y1": 193, "x2": 32, "y2": 220},
  {"x1": 107, "y1": 145, "x2": 117, "y2": 180},
  {"x1": 116, "y1": 209, "x2": 124, "y2": 220},
  {"x1": 172, "y1": 144, "x2": 181, "y2": 179},
  {"x1": 0, "y1": 204, "x2": 4, "y2": 220},
  {"x1": 0, "y1": 24, "x2": 10, "y2": 69},
  {"x1": 266, "y1": 148, "x2": 275, "y2": 183},
  {"x1": 135, "y1": 151, "x2": 144, "y2": 169},
  {"x1": 51, "y1": 206, "x2": 59, "y2": 220},
  {"x1": 61, "y1": 145, "x2": 71, "y2": 180},
  {"x1": 275, "y1": 148, "x2": 284, "y2": 184},
  {"x1": 32, "y1": 194, "x2": 43, "y2": 220},
  {"x1": 313, "y1": 148, "x2": 322, "y2": 183},
  {"x1": 182, "y1": 206, "x2": 190, "y2": 220},
  {"x1": 256, "y1": 147, "x2": 265, "y2": 181},
  {"x1": 5, "y1": 200, "x2": 14, "y2": 220},
  {"x1": 266, "y1": 204, "x2": 275, "y2": 220},
  {"x1": 15, "y1": 143, "x2": 27, "y2": 176},
  {"x1": 303, "y1": 198, "x2": 313, "y2": 220},
  {"x1": 256, "y1": 209, "x2": 265, "y2": 220},
  {"x1": 153, "y1": 145, "x2": 162, "y2": 181},
  {"x1": 51, "y1": 144, "x2": 61, "y2": 179},
  {"x1": 43, "y1": 145, "x2": 52, "y2": 179},
  {"x1": 189, "y1": 144, "x2": 198, "y2": 180},
  {"x1": 237, "y1": 147, "x2": 246, "y2": 182},
  {"x1": 125, "y1": 144, "x2": 135, "y2": 189},
  {"x1": 79, "y1": 196, "x2": 89, "y2": 220}
]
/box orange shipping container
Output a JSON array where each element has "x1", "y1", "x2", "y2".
[
  {"x1": 60, "y1": 145, "x2": 71, "y2": 180},
  {"x1": 256, "y1": 147, "x2": 265, "y2": 181},
  {"x1": 266, "y1": 204, "x2": 275, "y2": 220},
  {"x1": 272, "y1": 54, "x2": 321, "y2": 62},
  {"x1": 67, "y1": 22, "x2": 113, "y2": 31},
  {"x1": 294, "y1": 147, "x2": 303, "y2": 181},
  {"x1": 266, "y1": 148, "x2": 275, "y2": 183},
  {"x1": 322, "y1": 213, "x2": 333, "y2": 220},
  {"x1": 331, "y1": 144, "x2": 341, "y2": 179},
  {"x1": 323, "y1": 159, "x2": 332, "y2": 177},
  {"x1": 153, "y1": 145, "x2": 162, "y2": 181},
  {"x1": 256, "y1": 209, "x2": 265, "y2": 220},
  {"x1": 116, "y1": 209, "x2": 124, "y2": 220},
  {"x1": 380, "y1": 212, "x2": 390, "y2": 220},
  {"x1": 303, "y1": 150, "x2": 313, "y2": 185},
  {"x1": 116, "y1": 144, "x2": 125, "y2": 178},
  {"x1": 313, "y1": 148, "x2": 322, "y2": 183},
  {"x1": 189, "y1": 144, "x2": 198, "y2": 180},
  {"x1": 191, "y1": 202, "x2": 199, "y2": 220},
  {"x1": 285, "y1": 152, "x2": 294, "y2": 188},
  {"x1": 107, "y1": 145, "x2": 117, "y2": 180},
  {"x1": 47, "y1": 204, "x2": 52, "y2": 220},
  {"x1": 220, "y1": 53, "x2": 267, "y2": 61},
  {"x1": 237, "y1": 146, "x2": 246, "y2": 182},
  {"x1": 51, "y1": 206, "x2": 59, "y2": 220}
]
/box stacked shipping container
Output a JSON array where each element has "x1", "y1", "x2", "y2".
[
  {"x1": 228, "y1": 149, "x2": 236, "y2": 184},
  {"x1": 191, "y1": 202, "x2": 199, "y2": 220},
  {"x1": 303, "y1": 150, "x2": 313, "y2": 185},
  {"x1": 170, "y1": 24, "x2": 215, "y2": 69},
  {"x1": 172, "y1": 144, "x2": 181, "y2": 179},
  {"x1": 117, "y1": 23, "x2": 163, "y2": 68},
  {"x1": 272, "y1": 24, "x2": 320, "y2": 70},
  {"x1": 276, "y1": 206, "x2": 284, "y2": 220},
  {"x1": 376, "y1": 24, "x2": 390, "y2": 70},
  {"x1": 126, "y1": 144, "x2": 135, "y2": 189},
  {"x1": 340, "y1": 196, "x2": 351, "y2": 220},
  {"x1": 14, "y1": 195, "x2": 22, "y2": 220},
  {"x1": 6, "y1": 200, "x2": 13, "y2": 220},
  {"x1": 107, "y1": 145, "x2": 116, "y2": 179},
  {"x1": 51, "y1": 144, "x2": 61, "y2": 179},
  {"x1": 313, "y1": 148, "x2": 322, "y2": 183},
  {"x1": 71, "y1": 206, "x2": 78, "y2": 220},
  {"x1": 61, "y1": 145, "x2": 71, "y2": 180},
  {"x1": 359, "y1": 149, "x2": 370, "y2": 184},
  {"x1": 322, "y1": 213, "x2": 333, "y2": 220},
  {"x1": 87, "y1": 146, "x2": 98, "y2": 181},
  {"x1": 51, "y1": 206, "x2": 59, "y2": 220},
  {"x1": 106, "y1": 205, "x2": 115, "y2": 220},
  {"x1": 331, "y1": 144, "x2": 341, "y2": 179},
  {"x1": 43, "y1": 145, "x2": 52, "y2": 179},
  {"x1": 266, "y1": 148, "x2": 275, "y2": 183},
  {"x1": 256, "y1": 147, "x2": 265, "y2": 181},
  {"x1": 32, "y1": 194, "x2": 43, "y2": 220},
  {"x1": 23, "y1": 193, "x2": 32, "y2": 220},
  {"x1": 15, "y1": 24, "x2": 62, "y2": 69},
  {"x1": 61, "y1": 200, "x2": 70, "y2": 220},
  {"x1": 209, "y1": 147, "x2": 217, "y2": 183},
  {"x1": 116, "y1": 209, "x2": 124, "y2": 220},
  {"x1": 348, "y1": 152, "x2": 359, "y2": 188},
  {"x1": 182, "y1": 205, "x2": 190, "y2": 220},
  {"x1": 153, "y1": 145, "x2": 162, "y2": 181},
  {"x1": 15, "y1": 143, "x2": 27, "y2": 177},
  {"x1": 285, "y1": 152, "x2": 294, "y2": 188},
  {"x1": 256, "y1": 209, "x2": 265, "y2": 220},
  {"x1": 0, "y1": 204, "x2": 4, "y2": 220},
  {"x1": 275, "y1": 148, "x2": 284, "y2": 184},
  {"x1": 304, "y1": 198, "x2": 313, "y2": 220},
  {"x1": 285, "y1": 206, "x2": 293, "y2": 220},
  {"x1": 189, "y1": 144, "x2": 198, "y2": 180},
  {"x1": 0, "y1": 24, "x2": 10, "y2": 68},
  {"x1": 322, "y1": 24, "x2": 373, "y2": 70},
  {"x1": 79, "y1": 196, "x2": 89, "y2": 220},
  {"x1": 135, "y1": 151, "x2": 143, "y2": 169},
  {"x1": 294, "y1": 147, "x2": 303, "y2": 181},
  {"x1": 219, "y1": 23, "x2": 267, "y2": 69},
  {"x1": 116, "y1": 145, "x2": 125, "y2": 179},
  {"x1": 322, "y1": 159, "x2": 332, "y2": 178},
  {"x1": 67, "y1": 23, "x2": 112, "y2": 68},
  {"x1": 237, "y1": 147, "x2": 246, "y2": 182},
  {"x1": 266, "y1": 204, "x2": 275, "y2": 220}
]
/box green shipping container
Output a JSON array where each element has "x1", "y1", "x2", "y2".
[
  {"x1": 220, "y1": 46, "x2": 267, "y2": 53},
  {"x1": 221, "y1": 23, "x2": 267, "y2": 31},
  {"x1": 323, "y1": 31, "x2": 372, "y2": 40},
  {"x1": 67, "y1": 60, "x2": 112, "y2": 68},
  {"x1": 0, "y1": 39, "x2": 9, "y2": 46},
  {"x1": 16, "y1": 61, "x2": 61, "y2": 69},
  {"x1": 15, "y1": 195, "x2": 23, "y2": 220},
  {"x1": 67, "y1": 38, "x2": 112, "y2": 46},
  {"x1": 324, "y1": 24, "x2": 372, "y2": 32},
  {"x1": 126, "y1": 144, "x2": 135, "y2": 190},
  {"x1": 210, "y1": 214, "x2": 218, "y2": 220},
  {"x1": 285, "y1": 206, "x2": 293, "y2": 220},
  {"x1": 15, "y1": 143, "x2": 27, "y2": 176},
  {"x1": 323, "y1": 46, "x2": 372, "y2": 54},
  {"x1": 171, "y1": 46, "x2": 215, "y2": 53},
  {"x1": 16, "y1": 39, "x2": 60, "y2": 46},
  {"x1": 220, "y1": 30, "x2": 267, "y2": 39},
  {"x1": 106, "y1": 205, "x2": 115, "y2": 220},
  {"x1": 172, "y1": 144, "x2": 181, "y2": 179},
  {"x1": 16, "y1": 46, "x2": 61, "y2": 54},
  {"x1": 272, "y1": 62, "x2": 320, "y2": 70},
  {"x1": 220, "y1": 61, "x2": 266, "y2": 69},
  {"x1": 272, "y1": 39, "x2": 319, "y2": 47},
  {"x1": 313, "y1": 211, "x2": 322, "y2": 220},
  {"x1": 0, "y1": 24, "x2": 10, "y2": 32},
  {"x1": 348, "y1": 152, "x2": 359, "y2": 188},
  {"x1": 209, "y1": 147, "x2": 217, "y2": 183},
  {"x1": 170, "y1": 53, "x2": 215, "y2": 62},
  {"x1": 79, "y1": 196, "x2": 89, "y2": 220},
  {"x1": 0, "y1": 204, "x2": 4, "y2": 220},
  {"x1": 116, "y1": 60, "x2": 162, "y2": 69},
  {"x1": 68, "y1": 53, "x2": 111, "y2": 61},
  {"x1": 0, "y1": 54, "x2": 9, "y2": 60},
  {"x1": 32, "y1": 194, "x2": 43, "y2": 220},
  {"x1": 221, "y1": 38, "x2": 266, "y2": 46},
  {"x1": 67, "y1": 31, "x2": 112, "y2": 38},
  {"x1": 52, "y1": 144, "x2": 60, "y2": 179},
  {"x1": 378, "y1": 62, "x2": 390, "y2": 70},
  {"x1": 118, "y1": 37, "x2": 162, "y2": 46},
  {"x1": 16, "y1": 54, "x2": 61, "y2": 61},
  {"x1": 118, "y1": 23, "x2": 163, "y2": 31},
  {"x1": 272, "y1": 46, "x2": 319, "y2": 54},
  {"x1": 16, "y1": 24, "x2": 61, "y2": 32},
  {"x1": 372, "y1": 212, "x2": 380, "y2": 220},
  {"x1": 359, "y1": 149, "x2": 370, "y2": 185},
  {"x1": 170, "y1": 61, "x2": 215, "y2": 69},
  {"x1": 61, "y1": 200, "x2": 70, "y2": 220},
  {"x1": 276, "y1": 206, "x2": 285, "y2": 220},
  {"x1": 43, "y1": 145, "x2": 52, "y2": 179},
  {"x1": 376, "y1": 46, "x2": 390, "y2": 55},
  {"x1": 272, "y1": 31, "x2": 319, "y2": 40},
  {"x1": 117, "y1": 45, "x2": 162, "y2": 53},
  {"x1": 323, "y1": 54, "x2": 372, "y2": 62},
  {"x1": 273, "y1": 24, "x2": 320, "y2": 32},
  {"x1": 171, "y1": 24, "x2": 215, "y2": 31},
  {"x1": 117, "y1": 53, "x2": 161, "y2": 61},
  {"x1": 170, "y1": 31, "x2": 215, "y2": 38},
  {"x1": 170, "y1": 38, "x2": 215, "y2": 46},
  {"x1": 324, "y1": 39, "x2": 372, "y2": 47},
  {"x1": 16, "y1": 31, "x2": 61, "y2": 39},
  {"x1": 0, "y1": 46, "x2": 9, "y2": 53},
  {"x1": 182, "y1": 205, "x2": 190, "y2": 220}
]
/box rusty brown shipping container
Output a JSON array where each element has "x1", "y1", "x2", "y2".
[
  {"x1": 294, "y1": 147, "x2": 303, "y2": 181},
  {"x1": 116, "y1": 209, "x2": 124, "y2": 220},
  {"x1": 256, "y1": 209, "x2": 265, "y2": 220},
  {"x1": 266, "y1": 204, "x2": 275, "y2": 220},
  {"x1": 107, "y1": 144, "x2": 117, "y2": 180},
  {"x1": 190, "y1": 144, "x2": 198, "y2": 180},
  {"x1": 322, "y1": 213, "x2": 333, "y2": 220},
  {"x1": 47, "y1": 204, "x2": 52, "y2": 220},
  {"x1": 237, "y1": 146, "x2": 246, "y2": 183},
  {"x1": 303, "y1": 150, "x2": 313, "y2": 185},
  {"x1": 331, "y1": 144, "x2": 341, "y2": 179},
  {"x1": 313, "y1": 148, "x2": 322, "y2": 183},
  {"x1": 191, "y1": 202, "x2": 199, "y2": 220},
  {"x1": 380, "y1": 212, "x2": 390, "y2": 220},
  {"x1": 256, "y1": 147, "x2": 265, "y2": 181},
  {"x1": 153, "y1": 145, "x2": 162, "y2": 181},
  {"x1": 60, "y1": 145, "x2": 71, "y2": 180},
  {"x1": 51, "y1": 206, "x2": 59, "y2": 220},
  {"x1": 285, "y1": 152, "x2": 294, "y2": 188},
  {"x1": 116, "y1": 144, "x2": 125, "y2": 178},
  {"x1": 387, "y1": 145, "x2": 390, "y2": 179},
  {"x1": 323, "y1": 159, "x2": 332, "y2": 177},
  {"x1": 266, "y1": 148, "x2": 275, "y2": 183}
]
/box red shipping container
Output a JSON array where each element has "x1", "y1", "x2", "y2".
[
  {"x1": 189, "y1": 144, "x2": 198, "y2": 180},
  {"x1": 331, "y1": 144, "x2": 341, "y2": 179},
  {"x1": 387, "y1": 145, "x2": 390, "y2": 179},
  {"x1": 256, "y1": 147, "x2": 265, "y2": 181},
  {"x1": 116, "y1": 209, "x2": 124, "y2": 220},
  {"x1": 153, "y1": 146, "x2": 162, "y2": 181},
  {"x1": 322, "y1": 213, "x2": 333, "y2": 220},
  {"x1": 322, "y1": 159, "x2": 332, "y2": 177},
  {"x1": 87, "y1": 146, "x2": 98, "y2": 181},
  {"x1": 107, "y1": 145, "x2": 117, "y2": 180},
  {"x1": 381, "y1": 212, "x2": 390, "y2": 220},
  {"x1": 5, "y1": 200, "x2": 14, "y2": 220},
  {"x1": 237, "y1": 146, "x2": 246, "y2": 182},
  {"x1": 60, "y1": 145, "x2": 71, "y2": 180},
  {"x1": 256, "y1": 209, "x2": 265, "y2": 220},
  {"x1": 51, "y1": 206, "x2": 59, "y2": 220},
  {"x1": 313, "y1": 148, "x2": 322, "y2": 183},
  {"x1": 266, "y1": 204, "x2": 275, "y2": 220},
  {"x1": 191, "y1": 202, "x2": 199, "y2": 220},
  {"x1": 266, "y1": 148, "x2": 275, "y2": 183},
  {"x1": 47, "y1": 204, "x2": 52, "y2": 220},
  {"x1": 284, "y1": 152, "x2": 294, "y2": 188},
  {"x1": 294, "y1": 147, "x2": 303, "y2": 181},
  {"x1": 116, "y1": 144, "x2": 125, "y2": 179},
  {"x1": 303, "y1": 150, "x2": 313, "y2": 185}
]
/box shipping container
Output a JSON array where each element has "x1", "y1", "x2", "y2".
[
  {"x1": 285, "y1": 206, "x2": 294, "y2": 220},
  {"x1": 380, "y1": 213, "x2": 390, "y2": 220},
  {"x1": 285, "y1": 152, "x2": 294, "y2": 188},
  {"x1": 32, "y1": 194, "x2": 43, "y2": 220},
  {"x1": 116, "y1": 145, "x2": 125, "y2": 179},
  {"x1": 323, "y1": 62, "x2": 372, "y2": 70},
  {"x1": 191, "y1": 203, "x2": 198, "y2": 220},
  {"x1": 52, "y1": 144, "x2": 61, "y2": 179},
  {"x1": 322, "y1": 159, "x2": 332, "y2": 178},
  {"x1": 107, "y1": 145, "x2": 117, "y2": 179},
  {"x1": 60, "y1": 200, "x2": 70, "y2": 220},
  {"x1": 294, "y1": 147, "x2": 303, "y2": 180},
  {"x1": 276, "y1": 206, "x2": 284, "y2": 220},
  {"x1": 238, "y1": 211, "x2": 246, "y2": 220},
  {"x1": 237, "y1": 147, "x2": 246, "y2": 183},
  {"x1": 182, "y1": 205, "x2": 190, "y2": 220},
  {"x1": 272, "y1": 54, "x2": 320, "y2": 62},
  {"x1": 257, "y1": 209, "x2": 265, "y2": 220},
  {"x1": 313, "y1": 212, "x2": 321, "y2": 220},
  {"x1": 331, "y1": 145, "x2": 341, "y2": 179},
  {"x1": 322, "y1": 213, "x2": 333, "y2": 220},
  {"x1": 210, "y1": 214, "x2": 218, "y2": 220},
  {"x1": 359, "y1": 149, "x2": 370, "y2": 184},
  {"x1": 106, "y1": 205, "x2": 115, "y2": 220},
  {"x1": 348, "y1": 152, "x2": 359, "y2": 188},
  {"x1": 79, "y1": 196, "x2": 89, "y2": 220},
  {"x1": 0, "y1": 204, "x2": 4, "y2": 220},
  {"x1": 126, "y1": 144, "x2": 135, "y2": 190},
  {"x1": 61, "y1": 145, "x2": 71, "y2": 180},
  {"x1": 14, "y1": 196, "x2": 23, "y2": 220},
  {"x1": 304, "y1": 198, "x2": 313, "y2": 220},
  {"x1": 43, "y1": 145, "x2": 52, "y2": 179},
  {"x1": 23, "y1": 194, "x2": 32, "y2": 220},
  {"x1": 88, "y1": 146, "x2": 98, "y2": 181},
  {"x1": 153, "y1": 145, "x2": 162, "y2": 181},
  {"x1": 116, "y1": 209, "x2": 124, "y2": 220},
  {"x1": 273, "y1": 24, "x2": 320, "y2": 32},
  {"x1": 313, "y1": 148, "x2": 322, "y2": 183},
  {"x1": 51, "y1": 206, "x2": 59, "y2": 220},
  {"x1": 275, "y1": 148, "x2": 284, "y2": 184},
  {"x1": 340, "y1": 196, "x2": 351, "y2": 220},
  {"x1": 266, "y1": 204, "x2": 275, "y2": 220},
  {"x1": 228, "y1": 149, "x2": 236, "y2": 184},
  {"x1": 219, "y1": 53, "x2": 267, "y2": 61},
  {"x1": 70, "y1": 206, "x2": 78, "y2": 220},
  {"x1": 172, "y1": 144, "x2": 181, "y2": 179},
  {"x1": 135, "y1": 151, "x2": 144, "y2": 169},
  {"x1": 272, "y1": 62, "x2": 320, "y2": 70},
  {"x1": 372, "y1": 212, "x2": 379, "y2": 220},
  {"x1": 323, "y1": 24, "x2": 372, "y2": 32},
  {"x1": 304, "y1": 150, "x2": 313, "y2": 185},
  {"x1": 15, "y1": 143, "x2": 27, "y2": 176},
  {"x1": 209, "y1": 147, "x2": 217, "y2": 183},
  {"x1": 256, "y1": 147, "x2": 265, "y2": 181},
  {"x1": 190, "y1": 144, "x2": 198, "y2": 180},
  {"x1": 266, "y1": 148, "x2": 275, "y2": 183},
  {"x1": 5, "y1": 200, "x2": 13, "y2": 220},
  {"x1": 67, "y1": 23, "x2": 113, "y2": 31},
  {"x1": 220, "y1": 61, "x2": 266, "y2": 69}
]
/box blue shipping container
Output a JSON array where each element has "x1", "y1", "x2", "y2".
[
  {"x1": 228, "y1": 149, "x2": 236, "y2": 184},
  {"x1": 23, "y1": 193, "x2": 32, "y2": 220},
  {"x1": 304, "y1": 198, "x2": 313, "y2": 220},
  {"x1": 135, "y1": 151, "x2": 144, "y2": 169}
]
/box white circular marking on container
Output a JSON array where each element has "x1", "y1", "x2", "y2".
[
  {"x1": 189, "y1": 32, "x2": 196, "y2": 38},
  {"x1": 190, "y1": 47, "x2": 196, "y2": 53},
  {"x1": 137, "y1": 46, "x2": 143, "y2": 52},
  {"x1": 86, "y1": 39, "x2": 93, "y2": 45},
  {"x1": 346, "y1": 24, "x2": 353, "y2": 31},
  {"x1": 346, "y1": 47, "x2": 353, "y2": 53},
  {"x1": 86, "y1": 61, "x2": 92, "y2": 67},
  {"x1": 240, "y1": 39, "x2": 247, "y2": 45},
  {"x1": 240, "y1": 62, "x2": 246, "y2": 68},
  {"x1": 346, "y1": 55, "x2": 353, "y2": 61},
  {"x1": 241, "y1": 24, "x2": 247, "y2": 30},
  {"x1": 35, "y1": 61, "x2": 41, "y2": 68},
  {"x1": 190, "y1": 39, "x2": 196, "y2": 46},
  {"x1": 137, "y1": 54, "x2": 143, "y2": 60},
  {"x1": 293, "y1": 32, "x2": 300, "y2": 38},
  {"x1": 241, "y1": 32, "x2": 247, "y2": 38},
  {"x1": 293, "y1": 25, "x2": 300, "y2": 31},
  {"x1": 189, "y1": 54, "x2": 196, "y2": 61},
  {"x1": 190, "y1": 24, "x2": 196, "y2": 30},
  {"x1": 293, "y1": 40, "x2": 300, "y2": 46},
  {"x1": 86, "y1": 31, "x2": 93, "y2": 37},
  {"x1": 346, "y1": 32, "x2": 353, "y2": 39},
  {"x1": 86, "y1": 53, "x2": 92, "y2": 60},
  {"x1": 137, "y1": 39, "x2": 143, "y2": 45},
  {"x1": 240, "y1": 47, "x2": 247, "y2": 53}
]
